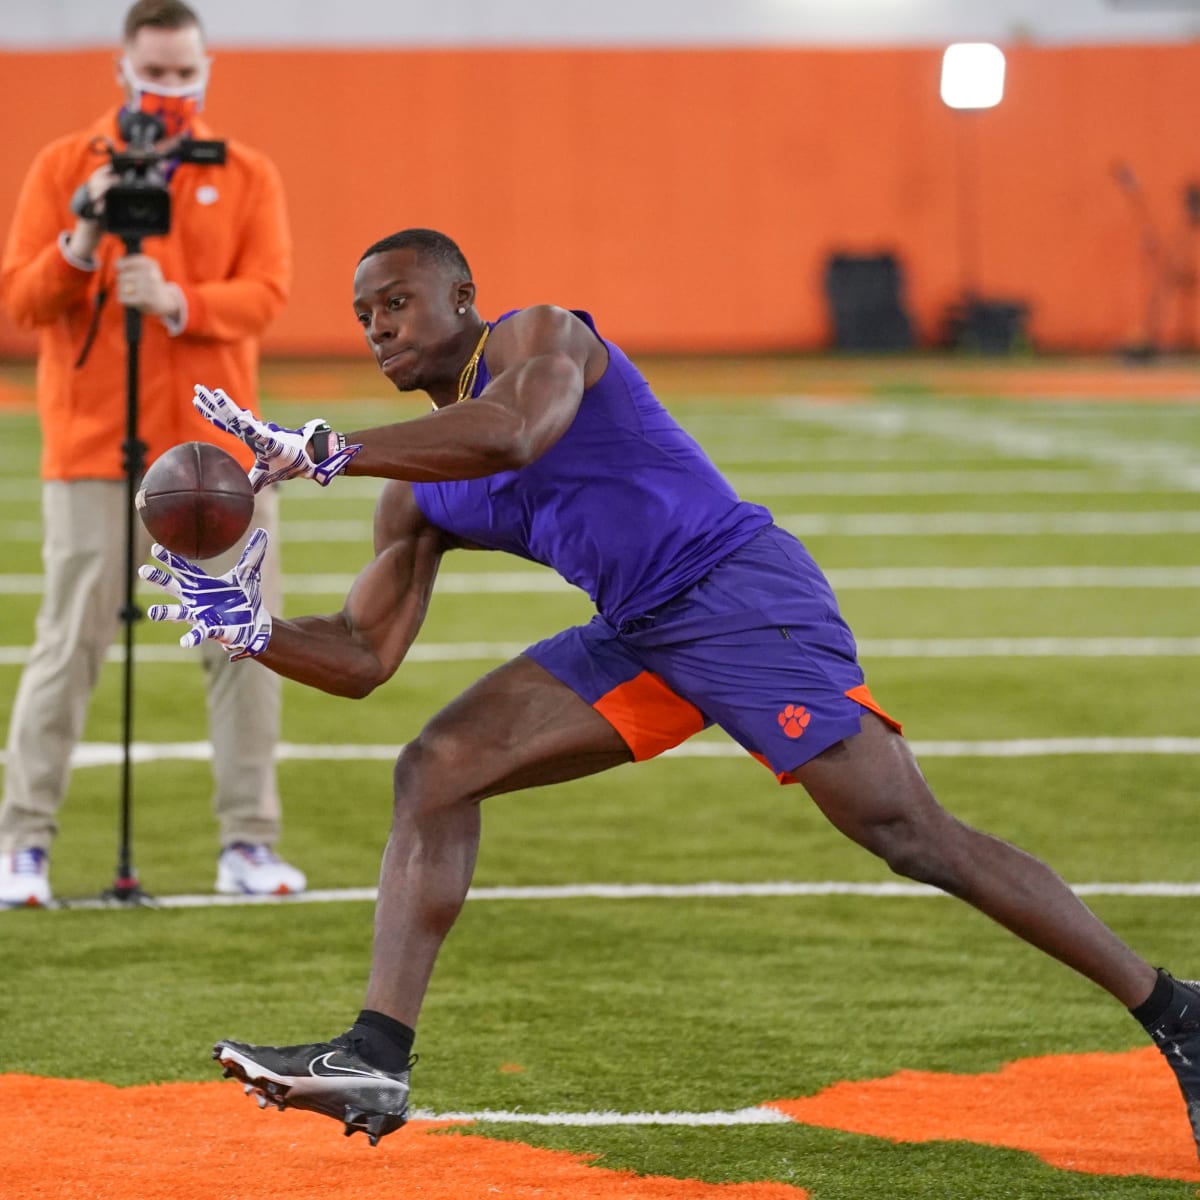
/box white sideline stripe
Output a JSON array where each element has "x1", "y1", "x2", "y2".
[
  {"x1": 779, "y1": 511, "x2": 1200, "y2": 536},
  {"x1": 7, "y1": 735, "x2": 1196, "y2": 772},
  {"x1": 408, "y1": 1107, "x2": 793, "y2": 1126},
  {"x1": 774, "y1": 397, "x2": 1200, "y2": 490},
  {"x1": 725, "y1": 470, "x2": 1200, "y2": 496},
  {"x1": 0, "y1": 571, "x2": 573, "y2": 595},
  {"x1": 667, "y1": 737, "x2": 1200, "y2": 758},
  {"x1": 0, "y1": 471, "x2": 1191, "y2": 505},
  {"x1": 0, "y1": 572, "x2": 572, "y2": 596},
  {"x1": 427, "y1": 566, "x2": 1200, "y2": 591},
  {"x1": 4, "y1": 566, "x2": 1200, "y2": 596},
  {"x1": 0, "y1": 478, "x2": 388, "y2": 504},
  {"x1": 11, "y1": 510, "x2": 1200, "y2": 543},
  {"x1": 51, "y1": 879, "x2": 1200, "y2": 912},
  {"x1": 826, "y1": 566, "x2": 1200, "y2": 589},
  {"x1": 3, "y1": 635, "x2": 1200, "y2": 668},
  {"x1": 0, "y1": 641, "x2": 536, "y2": 666},
  {"x1": 857, "y1": 637, "x2": 1200, "y2": 658}
]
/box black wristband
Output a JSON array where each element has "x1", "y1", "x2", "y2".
[{"x1": 310, "y1": 423, "x2": 344, "y2": 461}]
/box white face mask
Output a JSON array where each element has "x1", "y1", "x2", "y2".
[{"x1": 120, "y1": 56, "x2": 210, "y2": 140}]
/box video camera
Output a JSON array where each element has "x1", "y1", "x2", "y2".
[{"x1": 71, "y1": 110, "x2": 225, "y2": 243}]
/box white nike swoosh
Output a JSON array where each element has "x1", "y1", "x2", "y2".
[{"x1": 307, "y1": 1050, "x2": 382, "y2": 1079}]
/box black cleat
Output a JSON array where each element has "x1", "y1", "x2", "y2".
[
  {"x1": 213, "y1": 1035, "x2": 412, "y2": 1145},
  {"x1": 1140, "y1": 972, "x2": 1200, "y2": 1161}
]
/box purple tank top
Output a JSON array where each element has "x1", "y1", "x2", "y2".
[{"x1": 412, "y1": 310, "x2": 772, "y2": 627}]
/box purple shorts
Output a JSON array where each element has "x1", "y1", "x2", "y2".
[{"x1": 525, "y1": 525, "x2": 901, "y2": 782}]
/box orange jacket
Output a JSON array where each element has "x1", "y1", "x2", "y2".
[{"x1": 1, "y1": 109, "x2": 291, "y2": 479}]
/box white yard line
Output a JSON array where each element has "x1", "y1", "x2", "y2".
[
  {"x1": 858, "y1": 636, "x2": 1200, "y2": 657},
  {"x1": 407, "y1": 1107, "x2": 794, "y2": 1126},
  {"x1": 778, "y1": 511, "x2": 1200, "y2": 536},
  {"x1": 2, "y1": 636, "x2": 1200, "y2": 667},
  {"x1": 0, "y1": 477, "x2": 388, "y2": 504},
  {"x1": 3, "y1": 565, "x2": 1200, "y2": 596},
  {"x1": 818, "y1": 566, "x2": 1200, "y2": 588},
  {"x1": 50, "y1": 878, "x2": 1200, "y2": 912},
  {"x1": 724, "y1": 471, "x2": 1176, "y2": 495},
  {"x1": 10, "y1": 510, "x2": 1200, "y2": 542},
  {"x1": 0, "y1": 641, "x2": 536, "y2": 665},
  {"x1": 0, "y1": 571, "x2": 574, "y2": 596},
  {"x1": 773, "y1": 397, "x2": 1200, "y2": 490},
  {"x1": 4, "y1": 736, "x2": 1193, "y2": 771},
  {"x1": 663, "y1": 737, "x2": 1200, "y2": 758},
  {"x1": 1, "y1": 470, "x2": 1193, "y2": 507}
]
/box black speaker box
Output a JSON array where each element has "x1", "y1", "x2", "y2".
[{"x1": 823, "y1": 253, "x2": 916, "y2": 351}]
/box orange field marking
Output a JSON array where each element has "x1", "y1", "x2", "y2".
[
  {"x1": 6, "y1": 1048, "x2": 1199, "y2": 1195},
  {"x1": 772, "y1": 1046, "x2": 1199, "y2": 1182},
  {"x1": 0, "y1": 1075, "x2": 808, "y2": 1200}
]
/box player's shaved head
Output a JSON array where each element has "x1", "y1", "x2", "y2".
[{"x1": 358, "y1": 229, "x2": 472, "y2": 281}]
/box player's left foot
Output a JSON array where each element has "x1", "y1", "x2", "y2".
[
  {"x1": 213, "y1": 1035, "x2": 412, "y2": 1145},
  {"x1": 1139, "y1": 971, "x2": 1200, "y2": 1161}
]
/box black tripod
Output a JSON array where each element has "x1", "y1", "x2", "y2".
[
  {"x1": 1112, "y1": 162, "x2": 1166, "y2": 362},
  {"x1": 101, "y1": 248, "x2": 154, "y2": 907},
  {"x1": 75, "y1": 111, "x2": 225, "y2": 906}
]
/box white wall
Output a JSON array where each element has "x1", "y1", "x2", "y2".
[{"x1": 4, "y1": 0, "x2": 1200, "y2": 48}]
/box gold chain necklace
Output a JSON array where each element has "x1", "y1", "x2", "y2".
[{"x1": 455, "y1": 323, "x2": 490, "y2": 404}]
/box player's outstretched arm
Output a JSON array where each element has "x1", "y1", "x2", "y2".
[
  {"x1": 142, "y1": 482, "x2": 445, "y2": 698},
  {"x1": 261, "y1": 482, "x2": 446, "y2": 696}
]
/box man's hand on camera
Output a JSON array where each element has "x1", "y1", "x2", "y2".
[
  {"x1": 65, "y1": 163, "x2": 119, "y2": 262},
  {"x1": 193, "y1": 384, "x2": 362, "y2": 491},
  {"x1": 115, "y1": 254, "x2": 182, "y2": 322},
  {"x1": 139, "y1": 529, "x2": 274, "y2": 661}
]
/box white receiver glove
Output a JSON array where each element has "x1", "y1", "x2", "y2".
[
  {"x1": 193, "y1": 384, "x2": 361, "y2": 491},
  {"x1": 139, "y1": 528, "x2": 274, "y2": 661}
]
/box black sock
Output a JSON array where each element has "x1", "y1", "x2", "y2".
[
  {"x1": 1130, "y1": 967, "x2": 1175, "y2": 1026},
  {"x1": 346, "y1": 1009, "x2": 416, "y2": 1073}
]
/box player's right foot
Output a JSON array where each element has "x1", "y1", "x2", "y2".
[
  {"x1": 213, "y1": 1035, "x2": 412, "y2": 1145},
  {"x1": 1140, "y1": 972, "x2": 1200, "y2": 1161}
]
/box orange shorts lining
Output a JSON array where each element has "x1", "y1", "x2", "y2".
[{"x1": 593, "y1": 671, "x2": 707, "y2": 761}]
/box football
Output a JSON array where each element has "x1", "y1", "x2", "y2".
[{"x1": 135, "y1": 442, "x2": 254, "y2": 560}]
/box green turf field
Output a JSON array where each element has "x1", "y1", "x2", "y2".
[{"x1": 1, "y1": 365, "x2": 1198, "y2": 1197}]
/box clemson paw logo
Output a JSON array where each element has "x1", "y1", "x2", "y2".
[{"x1": 777, "y1": 704, "x2": 811, "y2": 738}]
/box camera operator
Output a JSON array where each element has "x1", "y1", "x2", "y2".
[{"x1": 0, "y1": 0, "x2": 304, "y2": 904}]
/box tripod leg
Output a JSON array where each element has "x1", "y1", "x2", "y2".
[{"x1": 103, "y1": 292, "x2": 153, "y2": 905}]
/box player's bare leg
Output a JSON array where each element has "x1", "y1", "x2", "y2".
[
  {"x1": 216, "y1": 656, "x2": 631, "y2": 1143},
  {"x1": 790, "y1": 710, "x2": 1200, "y2": 1158},
  {"x1": 792, "y1": 711, "x2": 1153, "y2": 1000},
  {"x1": 366, "y1": 654, "x2": 633, "y2": 1024}
]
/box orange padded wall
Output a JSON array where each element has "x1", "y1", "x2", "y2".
[{"x1": 1, "y1": 44, "x2": 1197, "y2": 356}]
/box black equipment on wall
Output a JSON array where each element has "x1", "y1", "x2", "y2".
[
  {"x1": 942, "y1": 297, "x2": 1030, "y2": 355},
  {"x1": 823, "y1": 252, "x2": 915, "y2": 351},
  {"x1": 1111, "y1": 163, "x2": 1200, "y2": 359}
]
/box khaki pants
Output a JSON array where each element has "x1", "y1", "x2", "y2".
[{"x1": 0, "y1": 480, "x2": 284, "y2": 854}]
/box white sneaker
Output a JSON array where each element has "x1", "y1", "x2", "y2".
[
  {"x1": 0, "y1": 847, "x2": 52, "y2": 907},
  {"x1": 216, "y1": 843, "x2": 306, "y2": 896}
]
